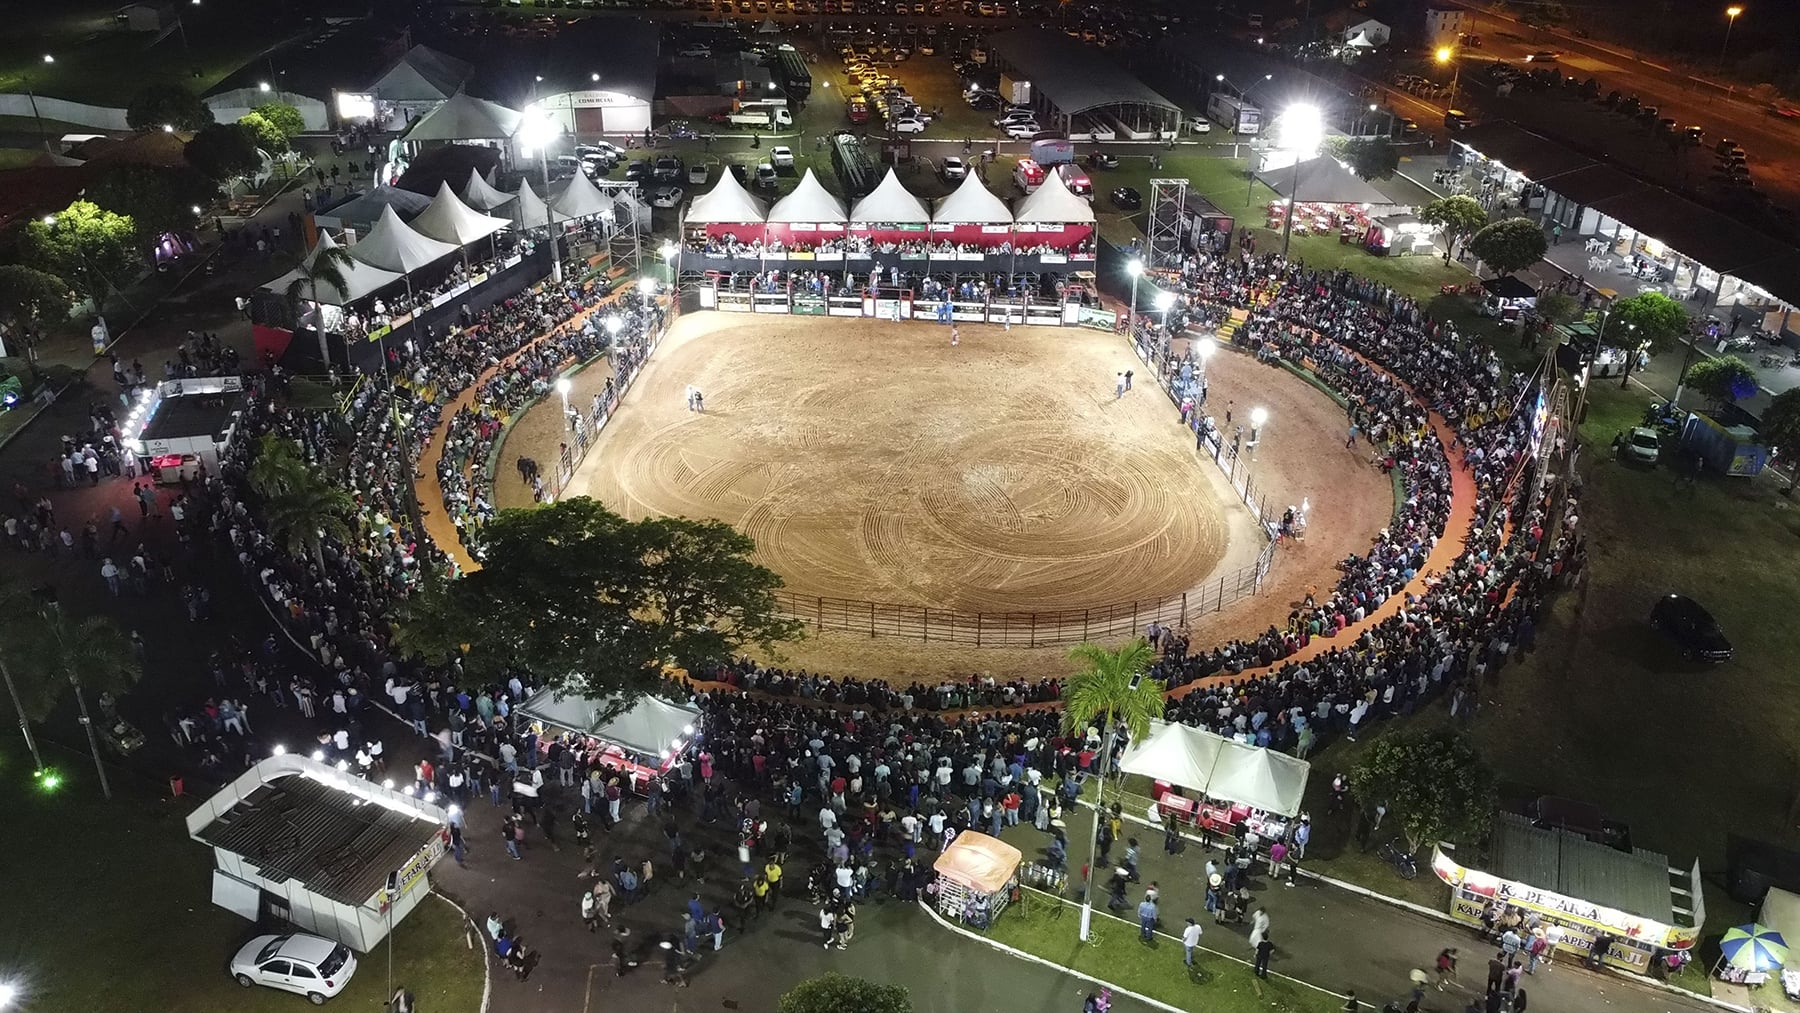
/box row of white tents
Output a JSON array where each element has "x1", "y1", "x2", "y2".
[
  {"x1": 266, "y1": 167, "x2": 624, "y2": 307},
  {"x1": 1118, "y1": 720, "x2": 1311, "y2": 817},
  {"x1": 687, "y1": 165, "x2": 1096, "y2": 227}
]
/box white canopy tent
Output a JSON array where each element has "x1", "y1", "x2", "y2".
[
  {"x1": 1013, "y1": 170, "x2": 1096, "y2": 223},
  {"x1": 409, "y1": 181, "x2": 513, "y2": 246},
  {"x1": 684, "y1": 169, "x2": 767, "y2": 224},
  {"x1": 462, "y1": 167, "x2": 517, "y2": 212},
  {"x1": 402, "y1": 91, "x2": 524, "y2": 144},
  {"x1": 260, "y1": 232, "x2": 403, "y2": 307},
  {"x1": 550, "y1": 168, "x2": 615, "y2": 221},
  {"x1": 932, "y1": 172, "x2": 1013, "y2": 224},
  {"x1": 851, "y1": 167, "x2": 932, "y2": 224},
  {"x1": 1118, "y1": 720, "x2": 1310, "y2": 816},
  {"x1": 345, "y1": 204, "x2": 460, "y2": 274},
  {"x1": 511, "y1": 178, "x2": 566, "y2": 231},
  {"x1": 766, "y1": 168, "x2": 847, "y2": 224},
  {"x1": 517, "y1": 690, "x2": 701, "y2": 756}
]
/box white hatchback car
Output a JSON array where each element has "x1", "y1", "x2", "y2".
[{"x1": 231, "y1": 933, "x2": 358, "y2": 1005}]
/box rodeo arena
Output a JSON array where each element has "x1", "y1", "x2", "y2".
[{"x1": 176, "y1": 119, "x2": 1628, "y2": 1006}]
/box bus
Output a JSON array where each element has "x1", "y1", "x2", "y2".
[
  {"x1": 831, "y1": 131, "x2": 880, "y2": 199},
  {"x1": 1207, "y1": 91, "x2": 1262, "y2": 135}
]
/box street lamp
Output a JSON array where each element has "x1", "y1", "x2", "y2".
[
  {"x1": 1249, "y1": 406, "x2": 1269, "y2": 456},
  {"x1": 25, "y1": 55, "x2": 54, "y2": 151},
  {"x1": 1277, "y1": 103, "x2": 1324, "y2": 261},
  {"x1": 1125, "y1": 257, "x2": 1143, "y2": 337},
  {"x1": 1436, "y1": 46, "x2": 1462, "y2": 113},
  {"x1": 1154, "y1": 289, "x2": 1175, "y2": 335},
  {"x1": 258, "y1": 81, "x2": 271, "y2": 93},
  {"x1": 1196, "y1": 335, "x2": 1218, "y2": 380},
  {"x1": 556, "y1": 376, "x2": 573, "y2": 430},
  {"x1": 660, "y1": 239, "x2": 681, "y2": 285},
  {"x1": 0, "y1": 980, "x2": 19, "y2": 1008},
  {"x1": 1720, "y1": 6, "x2": 1744, "y2": 70}
]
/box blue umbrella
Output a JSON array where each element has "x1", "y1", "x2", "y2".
[{"x1": 1721, "y1": 923, "x2": 1789, "y2": 972}]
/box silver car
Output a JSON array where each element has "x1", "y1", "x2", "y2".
[{"x1": 230, "y1": 933, "x2": 357, "y2": 1005}]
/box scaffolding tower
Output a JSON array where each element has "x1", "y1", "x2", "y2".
[
  {"x1": 595, "y1": 179, "x2": 645, "y2": 278},
  {"x1": 1147, "y1": 177, "x2": 1190, "y2": 272}
]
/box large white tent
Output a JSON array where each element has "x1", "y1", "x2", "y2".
[
  {"x1": 1118, "y1": 720, "x2": 1310, "y2": 816},
  {"x1": 851, "y1": 167, "x2": 932, "y2": 224},
  {"x1": 932, "y1": 172, "x2": 1013, "y2": 224},
  {"x1": 368, "y1": 45, "x2": 472, "y2": 106},
  {"x1": 1013, "y1": 170, "x2": 1096, "y2": 223},
  {"x1": 345, "y1": 204, "x2": 460, "y2": 274},
  {"x1": 766, "y1": 168, "x2": 847, "y2": 224},
  {"x1": 403, "y1": 91, "x2": 524, "y2": 144},
  {"x1": 314, "y1": 185, "x2": 433, "y2": 232},
  {"x1": 550, "y1": 168, "x2": 615, "y2": 221},
  {"x1": 260, "y1": 232, "x2": 403, "y2": 307},
  {"x1": 409, "y1": 181, "x2": 513, "y2": 246},
  {"x1": 511, "y1": 178, "x2": 565, "y2": 231},
  {"x1": 517, "y1": 690, "x2": 701, "y2": 756},
  {"x1": 462, "y1": 167, "x2": 517, "y2": 212},
  {"x1": 684, "y1": 169, "x2": 767, "y2": 224}
]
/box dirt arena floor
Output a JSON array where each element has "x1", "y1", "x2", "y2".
[{"x1": 496, "y1": 315, "x2": 1394, "y2": 681}]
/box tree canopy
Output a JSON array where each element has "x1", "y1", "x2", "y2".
[
  {"x1": 0, "y1": 265, "x2": 72, "y2": 345},
  {"x1": 87, "y1": 164, "x2": 216, "y2": 248},
  {"x1": 238, "y1": 112, "x2": 289, "y2": 155},
  {"x1": 1533, "y1": 291, "x2": 1580, "y2": 327},
  {"x1": 1349, "y1": 729, "x2": 1496, "y2": 854},
  {"x1": 1685, "y1": 355, "x2": 1759, "y2": 407},
  {"x1": 1760, "y1": 388, "x2": 1800, "y2": 492},
  {"x1": 0, "y1": 580, "x2": 141, "y2": 724},
  {"x1": 1467, "y1": 217, "x2": 1548, "y2": 277},
  {"x1": 1419, "y1": 195, "x2": 1487, "y2": 263},
  {"x1": 394, "y1": 497, "x2": 802, "y2": 705},
  {"x1": 125, "y1": 83, "x2": 215, "y2": 133},
  {"x1": 1608, "y1": 291, "x2": 1690, "y2": 388},
  {"x1": 185, "y1": 123, "x2": 264, "y2": 183},
  {"x1": 1327, "y1": 137, "x2": 1401, "y2": 181},
  {"x1": 1060, "y1": 638, "x2": 1163, "y2": 741},
  {"x1": 778, "y1": 975, "x2": 911, "y2": 1013},
  {"x1": 253, "y1": 102, "x2": 306, "y2": 147},
  {"x1": 22, "y1": 201, "x2": 140, "y2": 316}
]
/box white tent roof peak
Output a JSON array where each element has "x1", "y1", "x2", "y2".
[
  {"x1": 1116, "y1": 720, "x2": 1311, "y2": 816},
  {"x1": 403, "y1": 91, "x2": 524, "y2": 143},
  {"x1": 766, "y1": 168, "x2": 847, "y2": 224},
  {"x1": 516, "y1": 689, "x2": 701, "y2": 756},
  {"x1": 851, "y1": 167, "x2": 931, "y2": 224},
  {"x1": 932, "y1": 171, "x2": 1013, "y2": 224},
  {"x1": 551, "y1": 167, "x2": 614, "y2": 220},
  {"x1": 1014, "y1": 168, "x2": 1096, "y2": 223},
  {"x1": 684, "y1": 168, "x2": 767, "y2": 224},
  {"x1": 409, "y1": 181, "x2": 513, "y2": 246},
  {"x1": 344, "y1": 204, "x2": 460, "y2": 274},
  {"x1": 511, "y1": 177, "x2": 566, "y2": 230},
  {"x1": 463, "y1": 167, "x2": 516, "y2": 211},
  {"x1": 259, "y1": 231, "x2": 403, "y2": 306}
]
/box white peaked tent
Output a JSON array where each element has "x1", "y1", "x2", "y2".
[
  {"x1": 1119, "y1": 720, "x2": 1226, "y2": 791},
  {"x1": 402, "y1": 91, "x2": 524, "y2": 143},
  {"x1": 462, "y1": 167, "x2": 516, "y2": 212},
  {"x1": 345, "y1": 204, "x2": 460, "y2": 274},
  {"x1": 684, "y1": 168, "x2": 767, "y2": 224},
  {"x1": 932, "y1": 171, "x2": 1013, "y2": 224},
  {"x1": 551, "y1": 167, "x2": 614, "y2": 220},
  {"x1": 517, "y1": 690, "x2": 701, "y2": 756},
  {"x1": 766, "y1": 168, "x2": 847, "y2": 223},
  {"x1": 409, "y1": 181, "x2": 513, "y2": 246},
  {"x1": 511, "y1": 178, "x2": 565, "y2": 230},
  {"x1": 1209, "y1": 741, "x2": 1310, "y2": 817},
  {"x1": 851, "y1": 167, "x2": 932, "y2": 224},
  {"x1": 1013, "y1": 170, "x2": 1096, "y2": 223},
  {"x1": 260, "y1": 232, "x2": 402, "y2": 307}
]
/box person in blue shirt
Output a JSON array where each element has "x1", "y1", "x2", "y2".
[{"x1": 1137, "y1": 895, "x2": 1158, "y2": 942}]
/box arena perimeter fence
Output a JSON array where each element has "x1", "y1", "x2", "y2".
[{"x1": 773, "y1": 543, "x2": 1275, "y2": 647}]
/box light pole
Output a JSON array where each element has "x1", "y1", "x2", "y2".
[
  {"x1": 1249, "y1": 406, "x2": 1269, "y2": 457},
  {"x1": 1154, "y1": 289, "x2": 1175, "y2": 338},
  {"x1": 1277, "y1": 104, "x2": 1324, "y2": 262},
  {"x1": 638, "y1": 276, "x2": 657, "y2": 312},
  {"x1": 1196, "y1": 335, "x2": 1218, "y2": 382},
  {"x1": 1436, "y1": 47, "x2": 1461, "y2": 113},
  {"x1": 1720, "y1": 6, "x2": 1744, "y2": 70},
  {"x1": 660, "y1": 240, "x2": 681, "y2": 286},
  {"x1": 1125, "y1": 257, "x2": 1143, "y2": 338},
  {"x1": 26, "y1": 54, "x2": 53, "y2": 151},
  {"x1": 556, "y1": 376, "x2": 573, "y2": 431}
]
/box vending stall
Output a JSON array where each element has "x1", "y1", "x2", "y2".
[
  {"x1": 516, "y1": 690, "x2": 702, "y2": 793},
  {"x1": 1431, "y1": 813, "x2": 1704, "y2": 972},
  {"x1": 932, "y1": 831, "x2": 1022, "y2": 930},
  {"x1": 120, "y1": 375, "x2": 248, "y2": 483},
  {"x1": 1119, "y1": 721, "x2": 1310, "y2": 845}
]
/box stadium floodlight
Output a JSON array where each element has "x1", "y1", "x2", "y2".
[
  {"x1": 1279, "y1": 103, "x2": 1324, "y2": 160},
  {"x1": 516, "y1": 110, "x2": 564, "y2": 158}
]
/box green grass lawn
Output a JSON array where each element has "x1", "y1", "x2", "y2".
[
  {"x1": 984, "y1": 892, "x2": 1339, "y2": 1013},
  {"x1": 0, "y1": 746, "x2": 485, "y2": 1013}
]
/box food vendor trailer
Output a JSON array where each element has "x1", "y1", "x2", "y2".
[
  {"x1": 516, "y1": 690, "x2": 701, "y2": 792},
  {"x1": 120, "y1": 375, "x2": 247, "y2": 484},
  {"x1": 933, "y1": 831, "x2": 1022, "y2": 929},
  {"x1": 1432, "y1": 813, "x2": 1703, "y2": 973}
]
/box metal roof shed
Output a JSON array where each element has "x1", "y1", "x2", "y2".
[
  {"x1": 187, "y1": 754, "x2": 449, "y2": 952},
  {"x1": 1454, "y1": 123, "x2": 1595, "y2": 181},
  {"x1": 1489, "y1": 813, "x2": 1683, "y2": 932},
  {"x1": 986, "y1": 29, "x2": 1180, "y2": 136}
]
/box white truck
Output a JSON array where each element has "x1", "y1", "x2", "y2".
[
  {"x1": 727, "y1": 104, "x2": 795, "y2": 128},
  {"x1": 1207, "y1": 91, "x2": 1262, "y2": 136}
]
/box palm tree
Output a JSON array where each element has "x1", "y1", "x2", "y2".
[
  {"x1": 0, "y1": 581, "x2": 48, "y2": 772},
  {"x1": 247, "y1": 432, "x2": 310, "y2": 500},
  {"x1": 284, "y1": 241, "x2": 358, "y2": 372},
  {"x1": 1061, "y1": 637, "x2": 1164, "y2": 942},
  {"x1": 264, "y1": 480, "x2": 356, "y2": 573},
  {"x1": 0, "y1": 604, "x2": 141, "y2": 800}
]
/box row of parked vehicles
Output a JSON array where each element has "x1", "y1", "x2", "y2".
[{"x1": 843, "y1": 53, "x2": 933, "y2": 132}]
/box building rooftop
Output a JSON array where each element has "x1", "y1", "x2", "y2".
[
  {"x1": 986, "y1": 29, "x2": 1179, "y2": 118},
  {"x1": 139, "y1": 389, "x2": 242, "y2": 444},
  {"x1": 1490, "y1": 812, "x2": 1683, "y2": 926}
]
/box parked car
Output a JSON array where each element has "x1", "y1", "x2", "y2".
[
  {"x1": 653, "y1": 156, "x2": 685, "y2": 182},
  {"x1": 1622, "y1": 426, "x2": 1661, "y2": 464},
  {"x1": 625, "y1": 160, "x2": 652, "y2": 182},
  {"x1": 650, "y1": 186, "x2": 685, "y2": 207},
  {"x1": 1649, "y1": 593, "x2": 1733, "y2": 663},
  {"x1": 688, "y1": 163, "x2": 710, "y2": 184},
  {"x1": 940, "y1": 156, "x2": 968, "y2": 180},
  {"x1": 1087, "y1": 151, "x2": 1118, "y2": 169},
  {"x1": 1110, "y1": 185, "x2": 1141, "y2": 210},
  {"x1": 1525, "y1": 50, "x2": 1559, "y2": 62},
  {"x1": 1682, "y1": 125, "x2": 1705, "y2": 146},
  {"x1": 891, "y1": 116, "x2": 927, "y2": 133},
  {"x1": 770, "y1": 145, "x2": 795, "y2": 168},
  {"x1": 753, "y1": 162, "x2": 779, "y2": 189},
  {"x1": 1715, "y1": 138, "x2": 1743, "y2": 156},
  {"x1": 231, "y1": 933, "x2": 358, "y2": 1005},
  {"x1": 1003, "y1": 121, "x2": 1040, "y2": 138}
]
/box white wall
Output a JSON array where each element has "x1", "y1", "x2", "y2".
[{"x1": 0, "y1": 93, "x2": 130, "y2": 130}]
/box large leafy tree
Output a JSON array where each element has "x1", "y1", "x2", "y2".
[
  {"x1": 185, "y1": 122, "x2": 264, "y2": 184},
  {"x1": 1533, "y1": 291, "x2": 1580, "y2": 327},
  {"x1": 1348, "y1": 729, "x2": 1496, "y2": 854},
  {"x1": 1609, "y1": 291, "x2": 1689, "y2": 389},
  {"x1": 1327, "y1": 137, "x2": 1401, "y2": 181},
  {"x1": 22, "y1": 201, "x2": 140, "y2": 317},
  {"x1": 247, "y1": 433, "x2": 311, "y2": 499},
  {"x1": 284, "y1": 241, "x2": 359, "y2": 369},
  {"x1": 394, "y1": 497, "x2": 802, "y2": 708},
  {"x1": 778, "y1": 975, "x2": 910, "y2": 1013},
  {"x1": 1759, "y1": 388, "x2": 1800, "y2": 493},
  {"x1": 1060, "y1": 638, "x2": 1163, "y2": 940},
  {"x1": 87, "y1": 164, "x2": 216, "y2": 248},
  {"x1": 0, "y1": 264, "x2": 71, "y2": 357},
  {"x1": 1685, "y1": 355, "x2": 1759, "y2": 408},
  {"x1": 253, "y1": 102, "x2": 306, "y2": 147},
  {"x1": 238, "y1": 111, "x2": 289, "y2": 155},
  {"x1": 125, "y1": 83, "x2": 215, "y2": 132},
  {"x1": 1419, "y1": 195, "x2": 1487, "y2": 263},
  {"x1": 1467, "y1": 217, "x2": 1548, "y2": 277}
]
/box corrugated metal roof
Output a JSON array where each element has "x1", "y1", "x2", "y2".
[
  {"x1": 987, "y1": 29, "x2": 1179, "y2": 118},
  {"x1": 1534, "y1": 164, "x2": 1645, "y2": 208},
  {"x1": 1454, "y1": 123, "x2": 1595, "y2": 180},
  {"x1": 1491, "y1": 813, "x2": 1674, "y2": 922},
  {"x1": 195, "y1": 773, "x2": 440, "y2": 907}
]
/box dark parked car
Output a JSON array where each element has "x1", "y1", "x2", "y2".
[
  {"x1": 653, "y1": 156, "x2": 685, "y2": 182},
  {"x1": 1110, "y1": 186, "x2": 1140, "y2": 210},
  {"x1": 1650, "y1": 593, "x2": 1733, "y2": 662},
  {"x1": 625, "y1": 160, "x2": 652, "y2": 182}
]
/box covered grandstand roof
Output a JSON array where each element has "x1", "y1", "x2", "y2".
[
  {"x1": 933, "y1": 172, "x2": 1013, "y2": 224},
  {"x1": 1013, "y1": 170, "x2": 1095, "y2": 223},
  {"x1": 408, "y1": 181, "x2": 512, "y2": 246},
  {"x1": 403, "y1": 92, "x2": 524, "y2": 143},
  {"x1": 462, "y1": 167, "x2": 516, "y2": 212},
  {"x1": 685, "y1": 169, "x2": 767, "y2": 224},
  {"x1": 550, "y1": 168, "x2": 615, "y2": 220},
  {"x1": 317, "y1": 185, "x2": 433, "y2": 227},
  {"x1": 511, "y1": 178, "x2": 565, "y2": 230},
  {"x1": 851, "y1": 168, "x2": 931, "y2": 224},
  {"x1": 767, "y1": 168, "x2": 847, "y2": 224},
  {"x1": 262, "y1": 231, "x2": 403, "y2": 306},
  {"x1": 1256, "y1": 156, "x2": 1395, "y2": 206},
  {"x1": 986, "y1": 29, "x2": 1179, "y2": 117},
  {"x1": 345, "y1": 204, "x2": 460, "y2": 274},
  {"x1": 1453, "y1": 123, "x2": 1595, "y2": 182}
]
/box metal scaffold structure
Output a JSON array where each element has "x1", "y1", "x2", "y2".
[{"x1": 1147, "y1": 177, "x2": 1189, "y2": 271}]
